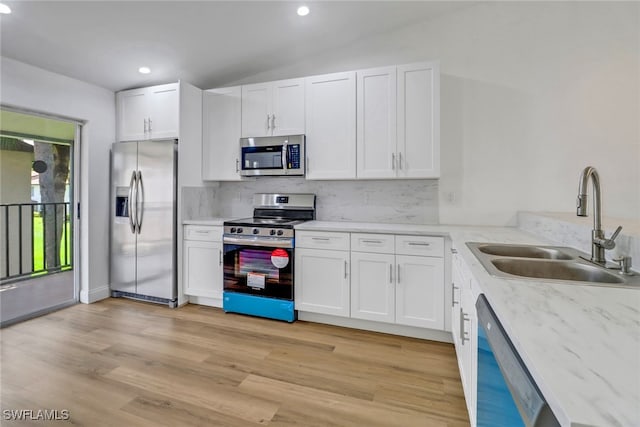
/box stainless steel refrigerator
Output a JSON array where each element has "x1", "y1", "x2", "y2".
[{"x1": 110, "y1": 139, "x2": 177, "y2": 307}]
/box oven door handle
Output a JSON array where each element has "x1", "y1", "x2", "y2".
[{"x1": 223, "y1": 236, "x2": 294, "y2": 249}]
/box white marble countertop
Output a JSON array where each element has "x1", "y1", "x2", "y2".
[
  {"x1": 182, "y1": 217, "x2": 230, "y2": 226},
  {"x1": 294, "y1": 220, "x2": 640, "y2": 427}
]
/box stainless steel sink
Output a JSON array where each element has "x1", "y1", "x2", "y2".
[
  {"x1": 491, "y1": 258, "x2": 624, "y2": 284},
  {"x1": 476, "y1": 243, "x2": 573, "y2": 260},
  {"x1": 466, "y1": 242, "x2": 639, "y2": 289}
]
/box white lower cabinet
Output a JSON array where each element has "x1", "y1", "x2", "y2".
[
  {"x1": 183, "y1": 225, "x2": 223, "y2": 303},
  {"x1": 350, "y1": 234, "x2": 445, "y2": 330},
  {"x1": 350, "y1": 251, "x2": 395, "y2": 322},
  {"x1": 295, "y1": 248, "x2": 350, "y2": 317},
  {"x1": 395, "y1": 255, "x2": 444, "y2": 329},
  {"x1": 451, "y1": 249, "x2": 478, "y2": 426},
  {"x1": 295, "y1": 230, "x2": 445, "y2": 331}
]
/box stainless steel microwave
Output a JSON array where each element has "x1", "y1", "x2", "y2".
[{"x1": 239, "y1": 135, "x2": 305, "y2": 177}]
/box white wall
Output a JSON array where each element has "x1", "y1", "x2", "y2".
[
  {"x1": 227, "y1": 2, "x2": 640, "y2": 225},
  {"x1": 1, "y1": 57, "x2": 116, "y2": 302}
]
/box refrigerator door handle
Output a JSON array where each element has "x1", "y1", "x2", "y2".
[
  {"x1": 128, "y1": 170, "x2": 137, "y2": 234},
  {"x1": 136, "y1": 170, "x2": 144, "y2": 233}
]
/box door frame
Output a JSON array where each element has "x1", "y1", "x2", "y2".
[{"x1": 0, "y1": 104, "x2": 84, "y2": 322}]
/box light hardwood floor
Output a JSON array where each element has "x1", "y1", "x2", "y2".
[{"x1": 0, "y1": 298, "x2": 470, "y2": 426}]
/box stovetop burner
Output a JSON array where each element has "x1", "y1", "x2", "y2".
[
  {"x1": 225, "y1": 217, "x2": 300, "y2": 227},
  {"x1": 223, "y1": 193, "x2": 316, "y2": 238}
]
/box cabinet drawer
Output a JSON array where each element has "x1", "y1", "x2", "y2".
[
  {"x1": 351, "y1": 233, "x2": 395, "y2": 254},
  {"x1": 395, "y1": 235, "x2": 444, "y2": 257},
  {"x1": 296, "y1": 231, "x2": 350, "y2": 251},
  {"x1": 184, "y1": 225, "x2": 222, "y2": 242}
]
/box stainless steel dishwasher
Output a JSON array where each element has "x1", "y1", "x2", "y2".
[{"x1": 476, "y1": 294, "x2": 560, "y2": 427}]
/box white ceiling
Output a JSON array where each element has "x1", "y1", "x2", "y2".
[{"x1": 0, "y1": 1, "x2": 473, "y2": 92}]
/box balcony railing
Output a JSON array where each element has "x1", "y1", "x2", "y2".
[{"x1": 1, "y1": 202, "x2": 72, "y2": 283}]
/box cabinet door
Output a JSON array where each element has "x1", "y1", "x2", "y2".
[
  {"x1": 350, "y1": 252, "x2": 395, "y2": 323},
  {"x1": 356, "y1": 66, "x2": 397, "y2": 179},
  {"x1": 397, "y1": 62, "x2": 439, "y2": 178},
  {"x1": 241, "y1": 83, "x2": 271, "y2": 137},
  {"x1": 117, "y1": 88, "x2": 148, "y2": 141},
  {"x1": 183, "y1": 240, "x2": 223, "y2": 299},
  {"x1": 395, "y1": 255, "x2": 444, "y2": 329},
  {"x1": 202, "y1": 87, "x2": 242, "y2": 181},
  {"x1": 451, "y1": 256, "x2": 464, "y2": 349},
  {"x1": 295, "y1": 248, "x2": 350, "y2": 317},
  {"x1": 460, "y1": 279, "x2": 477, "y2": 424},
  {"x1": 305, "y1": 72, "x2": 356, "y2": 180},
  {"x1": 272, "y1": 78, "x2": 305, "y2": 136},
  {"x1": 148, "y1": 83, "x2": 179, "y2": 140}
]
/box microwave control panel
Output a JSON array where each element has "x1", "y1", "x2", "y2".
[{"x1": 287, "y1": 144, "x2": 301, "y2": 169}]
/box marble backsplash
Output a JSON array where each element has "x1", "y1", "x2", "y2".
[{"x1": 182, "y1": 178, "x2": 439, "y2": 224}]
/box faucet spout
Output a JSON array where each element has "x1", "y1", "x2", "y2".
[
  {"x1": 577, "y1": 166, "x2": 621, "y2": 265},
  {"x1": 577, "y1": 166, "x2": 602, "y2": 230}
]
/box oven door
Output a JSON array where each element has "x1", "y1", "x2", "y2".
[{"x1": 223, "y1": 236, "x2": 294, "y2": 300}]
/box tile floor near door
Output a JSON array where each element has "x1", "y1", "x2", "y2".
[{"x1": 0, "y1": 298, "x2": 470, "y2": 426}]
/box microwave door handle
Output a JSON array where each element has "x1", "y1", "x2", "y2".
[{"x1": 282, "y1": 142, "x2": 288, "y2": 169}]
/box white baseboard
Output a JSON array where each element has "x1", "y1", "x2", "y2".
[
  {"x1": 80, "y1": 285, "x2": 110, "y2": 304},
  {"x1": 298, "y1": 311, "x2": 454, "y2": 343},
  {"x1": 188, "y1": 295, "x2": 222, "y2": 308}
]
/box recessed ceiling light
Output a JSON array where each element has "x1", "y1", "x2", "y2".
[
  {"x1": 0, "y1": 3, "x2": 12, "y2": 14},
  {"x1": 138, "y1": 66, "x2": 151, "y2": 75},
  {"x1": 297, "y1": 5, "x2": 309, "y2": 16}
]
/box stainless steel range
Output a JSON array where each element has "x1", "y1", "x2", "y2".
[{"x1": 222, "y1": 193, "x2": 316, "y2": 322}]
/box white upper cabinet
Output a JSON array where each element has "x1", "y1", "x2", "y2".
[
  {"x1": 397, "y1": 62, "x2": 440, "y2": 178},
  {"x1": 356, "y1": 62, "x2": 440, "y2": 179},
  {"x1": 241, "y1": 78, "x2": 305, "y2": 137},
  {"x1": 241, "y1": 82, "x2": 271, "y2": 137},
  {"x1": 117, "y1": 82, "x2": 179, "y2": 141},
  {"x1": 356, "y1": 66, "x2": 397, "y2": 179},
  {"x1": 202, "y1": 86, "x2": 242, "y2": 181},
  {"x1": 305, "y1": 71, "x2": 356, "y2": 180}
]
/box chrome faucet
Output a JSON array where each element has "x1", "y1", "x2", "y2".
[{"x1": 576, "y1": 166, "x2": 622, "y2": 265}]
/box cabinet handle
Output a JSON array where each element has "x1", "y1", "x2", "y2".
[
  {"x1": 311, "y1": 237, "x2": 330, "y2": 241},
  {"x1": 219, "y1": 250, "x2": 222, "y2": 266},
  {"x1": 452, "y1": 284, "x2": 459, "y2": 306},
  {"x1": 461, "y1": 308, "x2": 470, "y2": 344},
  {"x1": 143, "y1": 118, "x2": 148, "y2": 134},
  {"x1": 344, "y1": 260, "x2": 348, "y2": 279},
  {"x1": 148, "y1": 117, "x2": 152, "y2": 133},
  {"x1": 451, "y1": 248, "x2": 458, "y2": 254},
  {"x1": 398, "y1": 152, "x2": 403, "y2": 170},
  {"x1": 306, "y1": 156, "x2": 310, "y2": 173},
  {"x1": 195, "y1": 230, "x2": 210, "y2": 234},
  {"x1": 271, "y1": 114, "x2": 276, "y2": 130},
  {"x1": 391, "y1": 153, "x2": 396, "y2": 170},
  {"x1": 389, "y1": 263, "x2": 393, "y2": 283},
  {"x1": 408, "y1": 242, "x2": 430, "y2": 246},
  {"x1": 266, "y1": 114, "x2": 271, "y2": 130},
  {"x1": 397, "y1": 264, "x2": 401, "y2": 283},
  {"x1": 361, "y1": 239, "x2": 383, "y2": 244},
  {"x1": 236, "y1": 158, "x2": 239, "y2": 173}
]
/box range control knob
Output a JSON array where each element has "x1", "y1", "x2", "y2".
[
  {"x1": 230, "y1": 227, "x2": 237, "y2": 233},
  {"x1": 237, "y1": 227, "x2": 243, "y2": 234},
  {"x1": 270, "y1": 229, "x2": 276, "y2": 236},
  {"x1": 252, "y1": 228, "x2": 259, "y2": 235},
  {"x1": 277, "y1": 230, "x2": 284, "y2": 236}
]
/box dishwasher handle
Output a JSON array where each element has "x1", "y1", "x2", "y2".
[{"x1": 476, "y1": 294, "x2": 560, "y2": 427}]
